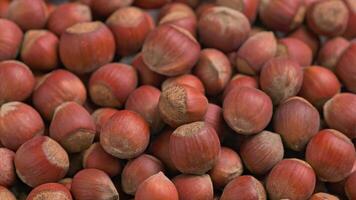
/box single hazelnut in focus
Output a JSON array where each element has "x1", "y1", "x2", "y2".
[
  {"x1": 307, "y1": 0, "x2": 349, "y2": 37},
  {"x1": 235, "y1": 31, "x2": 277, "y2": 75},
  {"x1": 223, "y1": 87, "x2": 273, "y2": 135},
  {"x1": 306, "y1": 129, "x2": 356, "y2": 182},
  {"x1": 266, "y1": 159, "x2": 316, "y2": 200},
  {"x1": 135, "y1": 172, "x2": 179, "y2": 200},
  {"x1": 142, "y1": 24, "x2": 201, "y2": 76},
  {"x1": 172, "y1": 174, "x2": 214, "y2": 200},
  {"x1": 49, "y1": 102, "x2": 96, "y2": 153},
  {"x1": 71, "y1": 169, "x2": 119, "y2": 200},
  {"x1": 0, "y1": 102, "x2": 44, "y2": 150},
  {"x1": 59, "y1": 21, "x2": 115, "y2": 74},
  {"x1": 323, "y1": 93, "x2": 356, "y2": 139},
  {"x1": 47, "y1": 2, "x2": 92, "y2": 36},
  {"x1": 32, "y1": 69, "x2": 87, "y2": 120},
  {"x1": 7, "y1": 0, "x2": 48, "y2": 31},
  {"x1": 121, "y1": 154, "x2": 164, "y2": 195},
  {"x1": 276, "y1": 37, "x2": 313, "y2": 67},
  {"x1": 259, "y1": 57, "x2": 303, "y2": 105},
  {"x1": 27, "y1": 183, "x2": 73, "y2": 200},
  {"x1": 161, "y1": 74, "x2": 205, "y2": 94},
  {"x1": 299, "y1": 66, "x2": 341, "y2": 109},
  {"x1": 198, "y1": 7, "x2": 251, "y2": 52},
  {"x1": 106, "y1": 7, "x2": 154, "y2": 56},
  {"x1": 125, "y1": 85, "x2": 165, "y2": 134},
  {"x1": 273, "y1": 97, "x2": 320, "y2": 151},
  {"x1": 317, "y1": 37, "x2": 350, "y2": 71},
  {"x1": 259, "y1": 0, "x2": 306, "y2": 32},
  {"x1": 240, "y1": 131, "x2": 284, "y2": 175},
  {"x1": 220, "y1": 175, "x2": 266, "y2": 200},
  {"x1": 169, "y1": 121, "x2": 220, "y2": 174},
  {"x1": 158, "y1": 84, "x2": 208, "y2": 128},
  {"x1": 20, "y1": 30, "x2": 59, "y2": 71},
  {"x1": 193, "y1": 48, "x2": 232, "y2": 96},
  {"x1": 0, "y1": 148, "x2": 15, "y2": 187},
  {"x1": 83, "y1": 143, "x2": 121, "y2": 177},
  {"x1": 14, "y1": 136, "x2": 69, "y2": 187},
  {"x1": 209, "y1": 147, "x2": 243, "y2": 188},
  {"x1": 100, "y1": 110, "x2": 150, "y2": 159},
  {"x1": 89, "y1": 63, "x2": 137, "y2": 108},
  {"x1": 0, "y1": 60, "x2": 35, "y2": 104},
  {"x1": 0, "y1": 19, "x2": 23, "y2": 61}
]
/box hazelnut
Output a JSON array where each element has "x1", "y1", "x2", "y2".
[
  {"x1": 220, "y1": 175, "x2": 266, "y2": 200},
  {"x1": 172, "y1": 174, "x2": 214, "y2": 200},
  {"x1": 223, "y1": 74, "x2": 259, "y2": 99},
  {"x1": 90, "y1": 0, "x2": 133, "y2": 18},
  {"x1": 335, "y1": 41, "x2": 356, "y2": 93},
  {"x1": 289, "y1": 25, "x2": 320, "y2": 57},
  {"x1": 169, "y1": 121, "x2": 220, "y2": 174},
  {"x1": 0, "y1": 148, "x2": 15, "y2": 187},
  {"x1": 88, "y1": 63, "x2": 138, "y2": 107},
  {"x1": 91, "y1": 108, "x2": 118, "y2": 138},
  {"x1": 317, "y1": 37, "x2": 350, "y2": 71},
  {"x1": 276, "y1": 37, "x2": 313, "y2": 67},
  {"x1": 14, "y1": 136, "x2": 69, "y2": 187},
  {"x1": 162, "y1": 74, "x2": 205, "y2": 94},
  {"x1": 216, "y1": 0, "x2": 259, "y2": 23},
  {"x1": 131, "y1": 54, "x2": 166, "y2": 87},
  {"x1": 27, "y1": 183, "x2": 72, "y2": 200},
  {"x1": 0, "y1": 19, "x2": 23, "y2": 61}
]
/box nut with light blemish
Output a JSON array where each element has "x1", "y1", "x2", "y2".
[
  {"x1": 0, "y1": 148, "x2": 15, "y2": 187},
  {"x1": 71, "y1": 169, "x2": 119, "y2": 200},
  {"x1": 26, "y1": 183, "x2": 73, "y2": 200},
  {"x1": 32, "y1": 69, "x2": 87, "y2": 120},
  {"x1": 273, "y1": 97, "x2": 320, "y2": 151},
  {"x1": 276, "y1": 37, "x2": 313, "y2": 67},
  {"x1": 307, "y1": 0, "x2": 349, "y2": 37},
  {"x1": 259, "y1": 57, "x2": 303, "y2": 105},
  {"x1": 169, "y1": 121, "x2": 220, "y2": 174},
  {"x1": 89, "y1": 63, "x2": 138, "y2": 108},
  {"x1": 49, "y1": 101, "x2": 96, "y2": 153},
  {"x1": 142, "y1": 24, "x2": 201, "y2": 76},
  {"x1": 20, "y1": 30, "x2": 59, "y2": 71},
  {"x1": 158, "y1": 84, "x2": 208, "y2": 128},
  {"x1": 193, "y1": 48, "x2": 232, "y2": 96},
  {"x1": 59, "y1": 21, "x2": 116, "y2": 74},
  {"x1": 0, "y1": 60, "x2": 35, "y2": 105},
  {"x1": 209, "y1": 147, "x2": 243, "y2": 189},
  {"x1": 0, "y1": 102, "x2": 45, "y2": 151},
  {"x1": 14, "y1": 136, "x2": 69, "y2": 187}
]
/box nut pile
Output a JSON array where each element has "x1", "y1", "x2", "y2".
[{"x1": 0, "y1": 0, "x2": 355, "y2": 200}]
